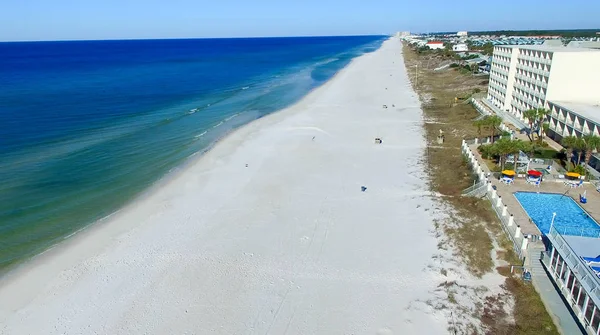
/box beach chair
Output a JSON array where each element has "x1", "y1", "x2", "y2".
[
  {"x1": 533, "y1": 180, "x2": 541, "y2": 187},
  {"x1": 571, "y1": 180, "x2": 584, "y2": 188},
  {"x1": 582, "y1": 256, "x2": 600, "y2": 264},
  {"x1": 501, "y1": 177, "x2": 513, "y2": 185}
]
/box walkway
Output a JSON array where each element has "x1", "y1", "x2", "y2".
[
  {"x1": 527, "y1": 246, "x2": 585, "y2": 335},
  {"x1": 480, "y1": 98, "x2": 528, "y2": 130}
]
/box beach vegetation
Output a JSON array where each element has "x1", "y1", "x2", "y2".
[
  {"x1": 403, "y1": 44, "x2": 559, "y2": 335},
  {"x1": 561, "y1": 136, "x2": 581, "y2": 169},
  {"x1": 522, "y1": 108, "x2": 550, "y2": 142},
  {"x1": 473, "y1": 115, "x2": 502, "y2": 143},
  {"x1": 582, "y1": 135, "x2": 600, "y2": 175},
  {"x1": 570, "y1": 164, "x2": 587, "y2": 175}
]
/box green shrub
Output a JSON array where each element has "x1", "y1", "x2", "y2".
[
  {"x1": 478, "y1": 144, "x2": 496, "y2": 159},
  {"x1": 571, "y1": 165, "x2": 586, "y2": 175},
  {"x1": 533, "y1": 149, "x2": 559, "y2": 159}
]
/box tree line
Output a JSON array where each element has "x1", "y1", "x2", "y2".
[{"x1": 474, "y1": 111, "x2": 600, "y2": 175}]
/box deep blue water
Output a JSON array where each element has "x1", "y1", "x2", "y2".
[{"x1": 0, "y1": 36, "x2": 386, "y2": 271}]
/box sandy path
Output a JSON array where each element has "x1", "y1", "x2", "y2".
[{"x1": 0, "y1": 39, "x2": 448, "y2": 334}]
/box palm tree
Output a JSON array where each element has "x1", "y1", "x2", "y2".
[
  {"x1": 506, "y1": 139, "x2": 527, "y2": 171},
  {"x1": 575, "y1": 137, "x2": 586, "y2": 166},
  {"x1": 522, "y1": 109, "x2": 537, "y2": 141},
  {"x1": 522, "y1": 108, "x2": 550, "y2": 141},
  {"x1": 541, "y1": 123, "x2": 550, "y2": 142},
  {"x1": 473, "y1": 119, "x2": 484, "y2": 137},
  {"x1": 492, "y1": 138, "x2": 520, "y2": 170},
  {"x1": 582, "y1": 135, "x2": 600, "y2": 174},
  {"x1": 561, "y1": 136, "x2": 579, "y2": 169},
  {"x1": 476, "y1": 115, "x2": 503, "y2": 143}
]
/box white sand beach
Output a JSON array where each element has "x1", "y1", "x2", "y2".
[{"x1": 0, "y1": 39, "x2": 451, "y2": 334}]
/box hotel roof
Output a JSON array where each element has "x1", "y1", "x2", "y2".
[
  {"x1": 563, "y1": 235, "x2": 600, "y2": 259},
  {"x1": 549, "y1": 101, "x2": 600, "y2": 125},
  {"x1": 498, "y1": 44, "x2": 600, "y2": 53}
]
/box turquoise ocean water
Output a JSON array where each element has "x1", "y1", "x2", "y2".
[{"x1": 0, "y1": 36, "x2": 386, "y2": 273}]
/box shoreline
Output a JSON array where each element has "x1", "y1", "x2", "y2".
[
  {"x1": 0, "y1": 38, "x2": 450, "y2": 334},
  {"x1": 0, "y1": 45, "x2": 368, "y2": 283},
  {"x1": 0, "y1": 49, "x2": 368, "y2": 281}
]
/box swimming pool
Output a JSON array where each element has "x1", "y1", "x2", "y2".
[{"x1": 514, "y1": 192, "x2": 600, "y2": 237}]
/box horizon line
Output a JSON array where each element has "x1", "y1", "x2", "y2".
[{"x1": 0, "y1": 33, "x2": 390, "y2": 44}]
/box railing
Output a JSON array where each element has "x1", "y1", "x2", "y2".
[
  {"x1": 461, "y1": 139, "x2": 527, "y2": 260},
  {"x1": 545, "y1": 226, "x2": 600, "y2": 325},
  {"x1": 461, "y1": 179, "x2": 488, "y2": 197},
  {"x1": 551, "y1": 226, "x2": 600, "y2": 239},
  {"x1": 529, "y1": 157, "x2": 554, "y2": 166},
  {"x1": 485, "y1": 189, "x2": 525, "y2": 259}
]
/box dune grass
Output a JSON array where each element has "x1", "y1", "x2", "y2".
[{"x1": 403, "y1": 44, "x2": 558, "y2": 335}]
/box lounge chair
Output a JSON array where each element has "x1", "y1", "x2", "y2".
[
  {"x1": 570, "y1": 180, "x2": 584, "y2": 188},
  {"x1": 533, "y1": 180, "x2": 541, "y2": 187},
  {"x1": 582, "y1": 256, "x2": 600, "y2": 264}
]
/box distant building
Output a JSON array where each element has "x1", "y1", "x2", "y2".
[
  {"x1": 452, "y1": 43, "x2": 468, "y2": 52},
  {"x1": 457, "y1": 31, "x2": 468, "y2": 37},
  {"x1": 426, "y1": 41, "x2": 444, "y2": 50},
  {"x1": 568, "y1": 41, "x2": 600, "y2": 49},
  {"x1": 398, "y1": 31, "x2": 411, "y2": 37}
]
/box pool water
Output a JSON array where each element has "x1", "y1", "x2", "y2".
[{"x1": 514, "y1": 192, "x2": 600, "y2": 237}]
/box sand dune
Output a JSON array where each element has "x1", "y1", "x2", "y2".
[{"x1": 0, "y1": 39, "x2": 450, "y2": 334}]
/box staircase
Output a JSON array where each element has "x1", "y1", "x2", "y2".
[
  {"x1": 526, "y1": 242, "x2": 585, "y2": 335},
  {"x1": 527, "y1": 243, "x2": 547, "y2": 278}
]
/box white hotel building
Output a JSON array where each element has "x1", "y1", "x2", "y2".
[{"x1": 485, "y1": 42, "x2": 600, "y2": 171}]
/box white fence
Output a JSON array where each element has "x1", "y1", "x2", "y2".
[{"x1": 461, "y1": 139, "x2": 527, "y2": 260}]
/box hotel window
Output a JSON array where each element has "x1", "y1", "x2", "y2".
[
  {"x1": 550, "y1": 249, "x2": 558, "y2": 268},
  {"x1": 567, "y1": 271, "x2": 575, "y2": 291},
  {"x1": 577, "y1": 289, "x2": 586, "y2": 311},
  {"x1": 555, "y1": 256, "x2": 564, "y2": 277},
  {"x1": 560, "y1": 260, "x2": 569, "y2": 283},
  {"x1": 585, "y1": 299, "x2": 595, "y2": 324},
  {"x1": 593, "y1": 306, "x2": 600, "y2": 333},
  {"x1": 570, "y1": 277, "x2": 581, "y2": 304}
]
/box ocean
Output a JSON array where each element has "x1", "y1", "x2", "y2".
[{"x1": 0, "y1": 36, "x2": 386, "y2": 273}]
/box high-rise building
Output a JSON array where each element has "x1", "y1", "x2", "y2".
[
  {"x1": 488, "y1": 44, "x2": 600, "y2": 119},
  {"x1": 482, "y1": 42, "x2": 600, "y2": 171}
]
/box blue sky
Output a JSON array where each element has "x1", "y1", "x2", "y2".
[{"x1": 2, "y1": 0, "x2": 599, "y2": 41}]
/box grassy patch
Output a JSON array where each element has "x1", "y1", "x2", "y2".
[
  {"x1": 505, "y1": 278, "x2": 558, "y2": 334},
  {"x1": 403, "y1": 44, "x2": 558, "y2": 334},
  {"x1": 444, "y1": 215, "x2": 494, "y2": 277}
]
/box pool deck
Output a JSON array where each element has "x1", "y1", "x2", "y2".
[
  {"x1": 496, "y1": 179, "x2": 600, "y2": 235},
  {"x1": 469, "y1": 144, "x2": 600, "y2": 236},
  {"x1": 468, "y1": 142, "x2": 595, "y2": 334}
]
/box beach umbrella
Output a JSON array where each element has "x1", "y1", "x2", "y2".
[
  {"x1": 527, "y1": 170, "x2": 542, "y2": 177},
  {"x1": 501, "y1": 170, "x2": 516, "y2": 177},
  {"x1": 565, "y1": 172, "x2": 581, "y2": 179}
]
